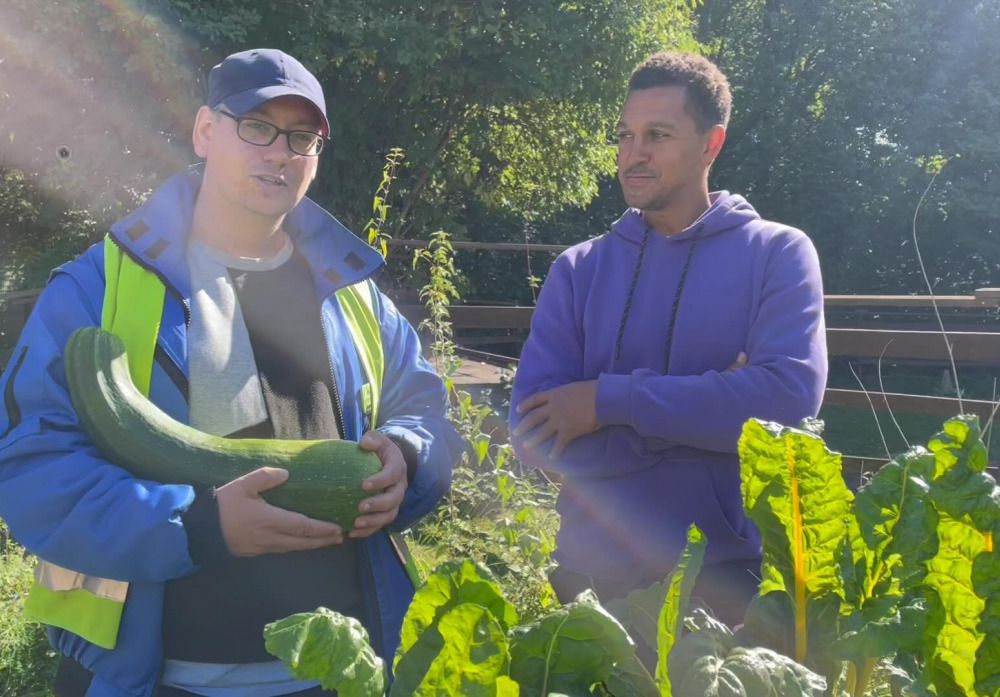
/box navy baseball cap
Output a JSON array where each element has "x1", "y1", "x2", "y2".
[{"x1": 207, "y1": 48, "x2": 329, "y2": 136}]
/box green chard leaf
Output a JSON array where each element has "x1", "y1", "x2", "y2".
[
  {"x1": 738, "y1": 419, "x2": 853, "y2": 665},
  {"x1": 656, "y1": 525, "x2": 707, "y2": 696},
  {"x1": 922, "y1": 416, "x2": 1000, "y2": 696},
  {"x1": 263, "y1": 607, "x2": 387, "y2": 697},
  {"x1": 389, "y1": 603, "x2": 512, "y2": 697},
  {"x1": 396, "y1": 558, "x2": 518, "y2": 669},
  {"x1": 603, "y1": 653, "x2": 660, "y2": 697},
  {"x1": 972, "y1": 535, "x2": 1000, "y2": 697},
  {"x1": 834, "y1": 447, "x2": 936, "y2": 695},
  {"x1": 509, "y1": 590, "x2": 634, "y2": 697},
  {"x1": 669, "y1": 617, "x2": 826, "y2": 697}
]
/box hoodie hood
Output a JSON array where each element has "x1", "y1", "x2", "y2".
[{"x1": 611, "y1": 191, "x2": 762, "y2": 245}]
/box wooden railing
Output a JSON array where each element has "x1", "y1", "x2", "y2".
[{"x1": 3, "y1": 286, "x2": 999, "y2": 480}]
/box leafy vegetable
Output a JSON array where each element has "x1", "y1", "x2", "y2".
[
  {"x1": 508, "y1": 590, "x2": 634, "y2": 697},
  {"x1": 263, "y1": 608, "x2": 387, "y2": 697},
  {"x1": 655, "y1": 525, "x2": 707, "y2": 696},
  {"x1": 835, "y1": 447, "x2": 937, "y2": 695},
  {"x1": 921, "y1": 416, "x2": 1000, "y2": 696},
  {"x1": 390, "y1": 603, "x2": 512, "y2": 696},
  {"x1": 669, "y1": 610, "x2": 826, "y2": 697},
  {"x1": 738, "y1": 419, "x2": 853, "y2": 667},
  {"x1": 396, "y1": 558, "x2": 518, "y2": 668}
]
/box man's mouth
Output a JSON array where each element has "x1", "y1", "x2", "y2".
[{"x1": 254, "y1": 174, "x2": 286, "y2": 186}]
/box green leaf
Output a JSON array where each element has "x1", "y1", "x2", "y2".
[
  {"x1": 833, "y1": 596, "x2": 927, "y2": 666},
  {"x1": 974, "y1": 537, "x2": 1000, "y2": 696},
  {"x1": 738, "y1": 419, "x2": 853, "y2": 665},
  {"x1": 390, "y1": 603, "x2": 511, "y2": 696},
  {"x1": 739, "y1": 591, "x2": 842, "y2": 688},
  {"x1": 607, "y1": 582, "x2": 666, "y2": 656},
  {"x1": 603, "y1": 653, "x2": 659, "y2": 697},
  {"x1": 656, "y1": 524, "x2": 707, "y2": 696},
  {"x1": 921, "y1": 417, "x2": 1000, "y2": 696},
  {"x1": 669, "y1": 622, "x2": 826, "y2": 697},
  {"x1": 473, "y1": 434, "x2": 491, "y2": 466},
  {"x1": 263, "y1": 607, "x2": 387, "y2": 697},
  {"x1": 509, "y1": 590, "x2": 634, "y2": 697},
  {"x1": 396, "y1": 559, "x2": 518, "y2": 669},
  {"x1": 496, "y1": 676, "x2": 521, "y2": 696},
  {"x1": 835, "y1": 446, "x2": 936, "y2": 689}
]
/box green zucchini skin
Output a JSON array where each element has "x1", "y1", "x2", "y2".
[{"x1": 64, "y1": 327, "x2": 383, "y2": 530}]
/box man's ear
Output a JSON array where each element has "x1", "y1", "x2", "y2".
[
  {"x1": 703, "y1": 125, "x2": 727, "y2": 166},
  {"x1": 192, "y1": 106, "x2": 217, "y2": 159}
]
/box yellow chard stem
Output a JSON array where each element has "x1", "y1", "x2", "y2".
[
  {"x1": 846, "y1": 663, "x2": 858, "y2": 697},
  {"x1": 785, "y1": 436, "x2": 808, "y2": 664},
  {"x1": 855, "y1": 658, "x2": 877, "y2": 697}
]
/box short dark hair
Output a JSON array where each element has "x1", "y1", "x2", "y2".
[{"x1": 628, "y1": 52, "x2": 732, "y2": 132}]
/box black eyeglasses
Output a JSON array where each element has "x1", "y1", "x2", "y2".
[{"x1": 217, "y1": 111, "x2": 326, "y2": 156}]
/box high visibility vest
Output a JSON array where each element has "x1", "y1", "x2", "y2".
[{"x1": 24, "y1": 235, "x2": 417, "y2": 650}]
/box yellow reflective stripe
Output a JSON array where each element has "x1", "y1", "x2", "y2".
[
  {"x1": 24, "y1": 582, "x2": 124, "y2": 650},
  {"x1": 336, "y1": 280, "x2": 384, "y2": 426},
  {"x1": 24, "y1": 237, "x2": 166, "y2": 648},
  {"x1": 33, "y1": 560, "x2": 127, "y2": 601},
  {"x1": 101, "y1": 235, "x2": 164, "y2": 397}
]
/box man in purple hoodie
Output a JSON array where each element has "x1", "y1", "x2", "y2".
[{"x1": 509, "y1": 52, "x2": 827, "y2": 628}]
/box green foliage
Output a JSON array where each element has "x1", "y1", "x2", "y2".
[
  {"x1": 410, "y1": 230, "x2": 559, "y2": 623},
  {"x1": 736, "y1": 416, "x2": 1000, "y2": 697},
  {"x1": 392, "y1": 603, "x2": 512, "y2": 697},
  {"x1": 413, "y1": 231, "x2": 462, "y2": 377},
  {"x1": 365, "y1": 148, "x2": 405, "y2": 258},
  {"x1": 0, "y1": 526, "x2": 56, "y2": 697},
  {"x1": 835, "y1": 447, "x2": 936, "y2": 696},
  {"x1": 262, "y1": 608, "x2": 387, "y2": 697},
  {"x1": 508, "y1": 590, "x2": 634, "y2": 697},
  {"x1": 738, "y1": 419, "x2": 853, "y2": 681},
  {"x1": 700, "y1": 0, "x2": 1000, "y2": 295},
  {"x1": 395, "y1": 559, "x2": 518, "y2": 668},
  {"x1": 669, "y1": 609, "x2": 827, "y2": 697},
  {"x1": 655, "y1": 526, "x2": 707, "y2": 695},
  {"x1": 920, "y1": 417, "x2": 1000, "y2": 696}
]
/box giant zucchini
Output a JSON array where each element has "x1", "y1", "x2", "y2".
[{"x1": 64, "y1": 326, "x2": 382, "y2": 530}]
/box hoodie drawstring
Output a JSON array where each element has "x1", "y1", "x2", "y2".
[
  {"x1": 613, "y1": 223, "x2": 705, "y2": 371},
  {"x1": 664, "y1": 224, "x2": 704, "y2": 374},
  {"x1": 614, "y1": 228, "x2": 651, "y2": 360}
]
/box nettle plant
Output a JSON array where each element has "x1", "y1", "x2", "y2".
[{"x1": 411, "y1": 229, "x2": 559, "y2": 621}]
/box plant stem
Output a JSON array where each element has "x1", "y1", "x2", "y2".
[{"x1": 854, "y1": 657, "x2": 877, "y2": 697}]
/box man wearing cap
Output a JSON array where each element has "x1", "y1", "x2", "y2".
[{"x1": 0, "y1": 49, "x2": 461, "y2": 696}]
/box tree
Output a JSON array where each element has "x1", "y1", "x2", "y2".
[{"x1": 698, "y1": 0, "x2": 1000, "y2": 293}]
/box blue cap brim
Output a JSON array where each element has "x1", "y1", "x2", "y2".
[{"x1": 223, "y1": 85, "x2": 329, "y2": 136}]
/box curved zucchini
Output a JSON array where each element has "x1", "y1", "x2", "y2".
[{"x1": 64, "y1": 326, "x2": 382, "y2": 530}]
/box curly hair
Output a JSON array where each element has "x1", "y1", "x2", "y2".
[{"x1": 628, "y1": 52, "x2": 732, "y2": 132}]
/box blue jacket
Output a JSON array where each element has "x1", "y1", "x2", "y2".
[{"x1": 0, "y1": 166, "x2": 461, "y2": 697}]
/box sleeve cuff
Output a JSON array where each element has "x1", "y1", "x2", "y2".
[
  {"x1": 380, "y1": 426, "x2": 421, "y2": 484},
  {"x1": 181, "y1": 487, "x2": 233, "y2": 567},
  {"x1": 596, "y1": 373, "x2": 632, "y2": 427}
]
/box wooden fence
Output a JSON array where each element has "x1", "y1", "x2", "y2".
[{"x1": 3, "y1": 284, "x2": 999, "y2": 481}]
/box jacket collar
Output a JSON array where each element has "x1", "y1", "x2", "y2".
[{"x1": 108, "y1": 163, "x2": 385, "y2": 300}]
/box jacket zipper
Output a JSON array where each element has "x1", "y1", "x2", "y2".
[
  {"x1": 154, "y1": 343, "x2": 189, "y2": 400},
  {"x1": 318, "y1": 316, "x2": 347, "y2": 441}
]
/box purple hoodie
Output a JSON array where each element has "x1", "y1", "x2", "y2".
[{"x1": 510, "y1": 192, "x2": 827, "y2": 580}]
